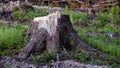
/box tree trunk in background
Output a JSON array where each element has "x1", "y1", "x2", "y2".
[{"x1": 15, "y1": 12, "x2": 106, "y2": 61}]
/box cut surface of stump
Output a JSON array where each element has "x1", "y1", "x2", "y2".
[{"x1": 15, "y1": 11, "x2": 107, "y2": 61}]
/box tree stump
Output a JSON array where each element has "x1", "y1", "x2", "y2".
[{"x1": 15, "y1": 12, "x2": 106, "y2": 61}]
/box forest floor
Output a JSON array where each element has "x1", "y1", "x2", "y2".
[{"x1": 0, "y1": 1, "x2": 120, "y2": 68}]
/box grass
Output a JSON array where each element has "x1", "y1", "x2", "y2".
[
  {"x1": 63, "y1": 6, "x2": 88, "y2": 23},
  {"x1": 72, "y1": 50, "x2": 90, "y2": 62},
  {"x1": 74, "y1": 26, "x2": 120, "y2": 57},
  {"x1": 0, "y1": 24, "x2": 28, "y2": 56},
  {"x1": 0, "y1": 5, "x2": 120, "y2": 67},
  {"x1": 63, "y1": 6, "x2": 120, "y2": 67},
  {"x1": 64, "y1": 6, "x2": 120, "y2": 57},
  {"x1": 81, "y1": 35, "x2": 120, "y2": 56},
  {"x1": 28, "y1": 51, "x2": 56, "y2": 64},
  {"x1": 12, "y1": 9, "x2": 47, "y2": 22},
  {"x1": 64, "y1": 11, "x2": 88, "y2": 23}
]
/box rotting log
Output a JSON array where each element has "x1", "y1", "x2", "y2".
[{"x1": 15, "y1": 11, "x2": 107, "y2": 61}]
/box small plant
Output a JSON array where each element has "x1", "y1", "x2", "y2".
[
  {"x1": 29, "y1": 51, "x2": 56, "y2": 64},
  {"x1": 108, "y1": 6, "x2": 119, "y2": 29},
  {"x1": 29, "y1": 54, "x2": 41, "y2": 64},
  {"x1": 64, "y1": 5, "x2": 69, "y2": 14},
  {"x1": 73, "y1": 50, "x2": 90, "y2": 62},
  {"x1": 95, "y1": 11, "x2": 110, "y2": 27},
  {"x1": 39, "y1": 51, "x2": 56, "y2": 63},
  {"x1": 12, "y1": 10, "x2": 25, "y2": 19},
  {"x1": 12, "y1": 9, "x2": 47, "y2": 21},
  {"x1": 0, "y1": 24, "x2": 28, "y2": 55}
]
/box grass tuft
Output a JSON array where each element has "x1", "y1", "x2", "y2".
[{"x1": 0, "y1": 24, "x2": 28, "y2": 56}]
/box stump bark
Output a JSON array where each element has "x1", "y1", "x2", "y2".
[{"x1": 15, "y1": 12, "x2": 106, "y2": 61}]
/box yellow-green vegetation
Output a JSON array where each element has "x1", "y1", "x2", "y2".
[{"x1": 0, "y1": 24, "x2": 28, "y2": 56}]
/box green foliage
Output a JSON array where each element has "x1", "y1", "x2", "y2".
[
  {"x1": 73, "y1": 51, "x2": 90, "y2": 62},
  {"x1": 29, "y1": 51, "x2": 56, "y2": 64},
  {"x1": 109, "y1": 6, "x2": 119, "y2": 21},
  {"x1": 109, "y1": 6, "x2": 119, "y2": 29},
  {"x1": 12, "y1": 9, "x2": 47, "y2": 20},
  {"x1": 39, "y1": 51, "x2": 56, "y2": 63},
  {"x1": 29, "y1": 54, "x2": 41, "y2": 64},
  {"x1": 105, "y1": 56, "x2": 120, "y2": 65},
  {"x1": 71, "y1": 12, "x2": 87, "y2": 23},
  {"x1": 64, "y1": 10, "x2": 88, "y2": 23},
  {"x1": 64, "y1": 5, "x2": 69, "y2": 14},
  {"x1": 68, "y1": 6, "x2": 120, "y2": 66},
  {"x1": 93, "y1": 6, "x2": 120, "y2": 28},
  {"x1": 71, "y1": 6, "x2": 120, "y2": 57},
  {"x1": 12, "y1": 10, "x2": 25, "y2": 19},
  {"x1": 0, "y1": 24, "x2": 27, "y2": 55},
  {"x1": 95, "y1": 12, "x2": 110, "y2": 27},
  {"x1": 80, "y1": 34, "x2": 120, "y2": 57}
]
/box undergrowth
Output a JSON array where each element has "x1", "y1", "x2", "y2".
[
  {"x1": 65, "y1": 6, "x2": 120, "y2": 57},
  {"x1": 12, "y1": 9, "x2": 47, "y2": 22},
  {"x1": 0, "y1": 5, "x2": 120, "y2": 68},
  {"x1": 28, "y1": 51, "x2": 56, "y2": 65},
  {"x1": 64, "y1": 6, "x2": 120, "y2": 67},
  {"x1": 0, "y1": 24, "x2": 28, "y2": 56}
]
